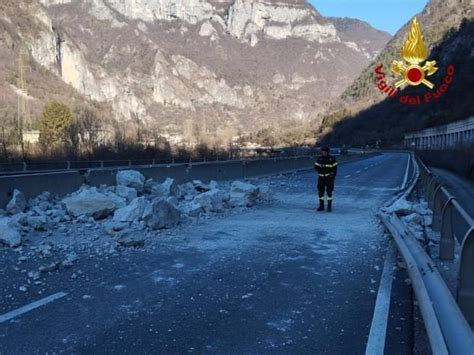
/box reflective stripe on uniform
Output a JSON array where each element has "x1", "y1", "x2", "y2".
[
  {"x1": 319, "y1": 173, "x2": 334, "y2": 177},
  {"x1": 327, "y1": 196, "x2": 333, "y2": 200},
  {"x1": 315, "y1": 162, "x2": 337, "y2": 168}
]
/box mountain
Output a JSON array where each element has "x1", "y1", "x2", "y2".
[
  {"x1": 0, "y1": 0, "x2": 390, "y2": 145},
  {"x1": 320, "y1": 0, "x2": 473, "y2": 146}
]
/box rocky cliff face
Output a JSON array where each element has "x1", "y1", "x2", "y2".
[{"x1": 0, "y1": 0, "x2": 391, "y2": 141}]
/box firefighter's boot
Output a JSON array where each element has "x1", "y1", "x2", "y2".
[
  {"x1": 327, "y1": 200, "x2": 332, "y2": 212},
  {"x1": 317, "y1": 199, "x2": 324, "y2": 211}
]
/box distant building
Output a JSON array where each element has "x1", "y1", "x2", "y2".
[{"x1": 23, "y1": 130, "x2": 40, "y2": 144}]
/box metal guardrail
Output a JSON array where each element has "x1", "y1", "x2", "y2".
[
  {"x1": 417, "y1": 155, "x2": 474, "y2": 324},
  {"x1": 0, "y1": 152, "x2": 330, "y2": 175},
  {"x1": 379, "y1": 152, "x2": 474, "y2": 354}
]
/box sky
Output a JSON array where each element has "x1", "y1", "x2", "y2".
[{"x1": 309, "y1": 0, "x2": 429, "y2": 34}]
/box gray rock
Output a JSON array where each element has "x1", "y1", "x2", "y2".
[
  {"x1": 209, "y1": 180, "x2": 219, "y2": 189},
  {"x1": 39, "y1": 262, "x2": 60, "y2": 273},
  {"x1": 116, "y1": 170, "x2": 146, "y2": 190},
  {"x1": 6, "y1": 189, "x2": 27, "y2": 214},
  {"x1": 177, "y1": 182, "x2": 198, "y2": 200},
  {"x1": 37, "y1": 191, "x2": 51, "y2": 201},
  {"x1": 27, "y1": 215, "x2": 49, "y2": 231},
  {"x1": 166, "y1": 196, "x2": 179, "y2": 207},
  {"x1": 113, "y1": 197, "x2": 148, "y2": 222},
  {"x1": 103, "y1": 221, "x2": 128, "y2": 235},
  {"x1": 103, "y1": 190, "x2": 127, "y2": 209},
  {"x1": 115, "y1": 185, "x2": 138, "y2": 202},
  {"x1": 182, "y1": 201, "x2": 203, "y2": 217},
  {"x1": 229, "y1": 181, "x2": 259, "y2": 207},
  {"x1": 193, "y1": 180, "x2": 211, "y2": 192},
  {"x1": 63, "y1": 187, "x2": 116, "y2": 219},
  {"x1": 143, "y1": 198, "x2": 181, "y2": 230},
  {"x1": 0, "y1": 217, "x2": 22, "y2": 247},
  {"x1": 62, "y1": 252, "x2": 78, "y2": 267},
  {"x1": 117, "y1": 231, "x2": 145, "y2": 247},
  {"x1": 151, "y1": 177, "x2": 176, "y2": 197}
]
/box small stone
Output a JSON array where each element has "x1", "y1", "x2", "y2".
[{"x1": 39, "y1": 262, "x2": 60, "y2": 273}]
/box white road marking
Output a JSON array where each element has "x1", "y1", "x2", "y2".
[
  {"x1": 400, "y1": 154, "x2": 410, "y2": 190},
  {"x1": 356, "y1": 170, "x2": 361, "y2": 174},
  {"x1": 0, "y1": 292, "x2": 67, "y2": 324},
  {"x1": 344, "y1": 175, "x2": 351, "y2": 178},
  {"x1": 365, "y1": 242, "x2": 397, "y2": 355}
]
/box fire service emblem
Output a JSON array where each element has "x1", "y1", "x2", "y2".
[
  {"x1": 374, "y1": 17, "x2": 454, "y2": 105},
  {"x1": 391, "y1": 17, "x2": 437, "y2": 89}
]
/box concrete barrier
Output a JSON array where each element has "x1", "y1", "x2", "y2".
[
  {"x1": 0, "y1": 154, "x2": 372, "y2": 209},
  {"x1": 0, "y1": 171, "x2": 83, "y2": 209}
]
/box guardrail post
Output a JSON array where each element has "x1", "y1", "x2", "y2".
[
  {"x1": 66, "y1": 161, "x2": 71, "y2": 170},
  {"x1": 426, "y1": 176, "x2": 435, "y2": 201},
  {"x1": 152, "y1": 159, "x2": 155, "y2": 165},
  {"x1": 458, "y1": 227, "x2": 474, "y2": 325},
  {"x1": 440, "y1": 197, "x2": 456, "y2": 260},
  {"x1": 100, "y1": 160, "x2": 104, "y2": 168},
  {"x1": 432, "y1": 185, "x2": 444, "y2": 232},
  {"x1": 23, "y1": 162, "x2": 27, "y2": 171},
  {"x1": 128, "y1": 160, "x2": 132, "y2": 167},
  {"x1": 428, "y1": 180, "x2": 440, "y2": 210}
]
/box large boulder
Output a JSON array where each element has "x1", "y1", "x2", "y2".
[
  {"x1": 103, "y1": 190, "x2": 127, "y2": 209},
  {"x1": 115, "y1": 185, "x2": 137, "y2": 203},
  {"x1": 116, "y1": 170, "x2": 145, "y2": 190},
  {"x1": 181, "y1": 201, "x2": 203, "y2": 217},
  {"x1": 143, "y1": 198, "x2": 181, "y2": 230},
  {"x1": 193, "y1": 189, "x2": 225, "y2": 212},
  {"x1": 26, "y1": 215, "x2": 50, "y2": 231},
  {"x1": 151, "y1": 178, "x2": 176, "y2": 198},
  {"x1": 117, "y1": 230, "x2": 146, "y2": 248},
  {"x1": 63, "y1": 187, "x2": 116, "y2": 219},
  {"x1": 177, "y1": 182, "x2": 198, "y2": 201},
  {"x1": 113, "y1": 197, "x2": 148, "y2": 223},
  {"x1": 229, "y1": 181, "x2": 259, "y2": 207},
  {"x1": 6, "y1": 189, "x2": 27, "y2": 215},
  {"x1": 0, "y1": 217, "x2": 22, "y2": 247}
]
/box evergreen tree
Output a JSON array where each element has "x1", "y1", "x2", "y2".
[{"x1": 38, "y1": 101, "x2": 73, "y2": 148}]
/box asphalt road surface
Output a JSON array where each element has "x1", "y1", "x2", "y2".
[{"x1": 0, "y1": 153, "x2": 415, "y2": 354}]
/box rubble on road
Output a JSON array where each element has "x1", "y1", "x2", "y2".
[
  {"x1": 0, "y1": 172, "x2": 272, "y2": 255},
  {"x1": 229, "y1": 181, "x2": 259, "y2": 207}
]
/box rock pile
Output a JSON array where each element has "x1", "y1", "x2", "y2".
[{"x1": 0, "y1": 170, "x2": 271, "y2": 249}]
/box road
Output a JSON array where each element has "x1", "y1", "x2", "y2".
[{"x1": 0, "y1": 153, "x2": 414, "y2": 354}]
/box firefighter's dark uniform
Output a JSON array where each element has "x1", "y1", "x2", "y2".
[{"x1": 314, "y1": 154, "x2": 338, "y2": 211}]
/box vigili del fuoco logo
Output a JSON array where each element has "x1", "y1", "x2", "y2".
[{"x1": 374, "y1": 17, "x2": 454, "y2": 105}]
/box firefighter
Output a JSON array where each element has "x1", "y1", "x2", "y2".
[{"x1": 314, "y1": 146, "x2": 338, "y2": 212}]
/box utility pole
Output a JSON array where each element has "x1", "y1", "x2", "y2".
[{"x1": 17, "y1": 46, "x2": 30, "y2": 159}]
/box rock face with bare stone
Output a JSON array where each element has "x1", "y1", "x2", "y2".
[{"x1": 0, "y1": 1, "x2": 390, "y2": 146}]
